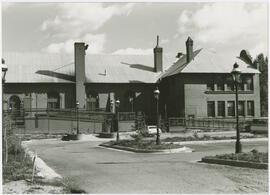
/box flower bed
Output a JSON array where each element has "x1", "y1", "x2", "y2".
[
  {"x1": 213, "y1": 149, "x2": 268, "y2": 163},
  {"x1": 106, "y1": 140, "x2": 183, "y2": 150},
  {"x1": 201, "y1": 149, "x2": 268, "y2": 169}
]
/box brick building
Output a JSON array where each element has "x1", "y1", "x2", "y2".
[{"x1": 2, "y1": 37, "x2": 261, "y2": 120}]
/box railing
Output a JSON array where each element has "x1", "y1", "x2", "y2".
[
  {"x1": 118, "y1": 112, "x2": 136, "y2": 121},
  {"x1": 168, "y1": 117, "x2": 264, "y2": 130}
]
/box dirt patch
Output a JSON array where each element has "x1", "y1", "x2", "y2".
[{"x1": 3, "y1": 180, "x2": 65, "y2": 194}]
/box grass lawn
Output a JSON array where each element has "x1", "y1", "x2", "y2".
[
  {"x1": 209, "y1": 149, "x2": 268, "y2": 163},
  {"x1": 107, "y1": 139, "x2": 183, "y2": 150}
]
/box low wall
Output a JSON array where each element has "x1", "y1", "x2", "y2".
[
  {"x1": 24, "y1": 118, "x2": 102, "y2": 134},
  {"x1": 24, "y1": 117, "x2": 135, "y2": 134}
]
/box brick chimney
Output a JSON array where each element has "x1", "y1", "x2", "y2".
[
  {"x1": 74, "y1": 42, "x2": 87, "y2": 108},
  {"x1": 186, "y1": 37, "x2": 193, "y2": 63},
  {"x1": 153, "y1": 35, "x2": 163, "y2": 72}
]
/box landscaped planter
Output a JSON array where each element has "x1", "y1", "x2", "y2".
[
  {"x1": 100, "y1": 142, "x2": 192, "y2": 153},
  {"x1": 201, "y1": 157, "x2": 268, "y2": 169}
]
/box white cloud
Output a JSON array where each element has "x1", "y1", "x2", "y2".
[
  {"x1": 112, "y1": 48, "x2": 152, "y2": 55},
  {"x1": 177, "y1": 2, "x2": 267, "y2": 54},
  {"x1": 41, "y1": 3, "x2": 134, "y2": 38},
  {"x1": 160, "y1": 39, "x2": 169, "y2": 44},
  {"x1": 42, "y1": 33, "x2": 106, "y2": 54}
]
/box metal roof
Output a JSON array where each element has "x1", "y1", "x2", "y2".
[
  {"x1": 3, "y1": 52, "x2": 74, "y2": 83},
  {"x1": 3, "y1": 48, "x2": 259, "y2": 84},
  {"x1": 3, "y1": 52, "x2": 173, "y2": 84},
  {"x1": 160, "y1": 48, "x2": 260, "y2": 79}
]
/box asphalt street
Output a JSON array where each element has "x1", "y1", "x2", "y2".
[{"x1": 26, "y1": 138, "x2": 268, "y2": 194}]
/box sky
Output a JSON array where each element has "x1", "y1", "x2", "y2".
[{"x1": 1, "y1": 2, "x2": 268, "y2": 61}]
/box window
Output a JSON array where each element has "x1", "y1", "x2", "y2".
[
  {"x1": 227, "y1": 101, "x2": 235, "y2": 117},
  {"x1": 238, "y1": 101, "x2": 245, "y2": 116},
  {"x1": 226, "y1": 75, "x2": 234, "y2": 91},
  {"x1": 87, "y1": 91, "x2": 99, "y2": 111},
  {"x1": 207, "y1": 83, "x2": 214, "y2": 91},
  {"x1": 207, "y1": 101, "x2": 215, "y2": 117},
  {"x1": 47, "y1": 92, "x2": 60, "y2": 109},
  {"x1": 217, "y1": 101, "x2": 225, "y2": 117},
  {"x1": 238, "y1": 76, "x2": 244, "y2": 91},
  {"x1": 216, "y1": 76, "x2": 225, "y2": 91},
  {"x1": 244, "y1": 75, "x2": 254, "y2": 91},
  {"x1": 247, "y1": 101, "x2": 254, "y2": 116}
]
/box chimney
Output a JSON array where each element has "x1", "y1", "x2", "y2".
[
  {"x1": 74, "y1": 42, "x2": 87, "y2": 108},
  {"x1": 176, "y1": 52, "x2": 183, "y2": 58},
  {"x1": 153, "y1": 35, "x2": 163, "y2": 72},
  {"x1": 186, "y1": 37, "x2": 193, "y2": 63},
  {"x1": 253, "y1": 59, "x2": 260, "y2": 70}
]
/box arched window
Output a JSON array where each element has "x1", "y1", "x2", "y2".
[
  {"x1": 9, "y1": 95, "x2": 22, "y2": 118},
  {"x1": 87, "y1": 91, "x2": 99, "y2": 111},
  {"x1": 47, "y1": 91, "x2": 60, "y2": 109},
  {"x1": 9, "y1": 95, "x2": 21, "y2": 110}
]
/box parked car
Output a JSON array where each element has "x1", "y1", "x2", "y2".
[{"x1": 147, "y1": 125, "x2": 162, "y2": 135}]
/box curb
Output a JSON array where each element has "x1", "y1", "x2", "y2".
[
  {"x1": 201, "y1": 157, "x2": 268, "y2": 169},
  {"x1": 170, "y1": 138, "x2": 268, "y2": 145},
  {"x1": 99, "y1": 143, "x2": 193, "y2": 153},
  {"x1": 21, "y1": 141, "x2": 62, "y2": 180}
]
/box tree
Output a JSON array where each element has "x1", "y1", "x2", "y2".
[
  {"x1": 239, "y1": 50, "x2": 268, "y2": 116},
  {"x1": 257, "y1": 54, "x2": 268, "y2": 116}
]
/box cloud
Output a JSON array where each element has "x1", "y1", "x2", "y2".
[
  {"x1": 42, "y1": 33, "x2": 106, "y2": 54},
  {"x1": 112, "y1": 48, "x2": 152, "y2": 55},
  {"x1": 177, "y1": 2, "x2": 267, "y2": 55},
  {"x1": 41, "y1": 3, "x2": 134, "y2": 39},
  {"x1": 160, "y1": 39, "x2": 169, "y2": 45}
]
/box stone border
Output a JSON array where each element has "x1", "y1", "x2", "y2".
[
  {"x1": 100, "y1": 143, "x2": 193, "y2": 153},
  {"x1": 21, "y1": 141, "x2": 62, "y2": 180},
  {"x1": 201, "y1": 157, "x2": 268, "y2": 169}
]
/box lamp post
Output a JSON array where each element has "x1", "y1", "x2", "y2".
[
  {"x1": 2, "y1": 59, "x2": 8, "y2": 111},
  {"x1": 115, "y1": 99, "x2": 120, "y2": 142},
  {"x1": 154, "y1": 87, "x2": 161, "y2": 145},
  {"x1": 231, "y1": 62, "x2": 242, "y2": 153},
  {"x1": 2, "y1": 59, "x2": 8, "y2": 164},
  {"x1": 129, "y1": 96, "x2": 134, "y2": 112},
  {"x1": 76, "y1": 101, "x2": 79, "y2": 135}
]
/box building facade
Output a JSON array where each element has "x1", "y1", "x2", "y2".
[{"x1": 2, "y1": 37, "x2": 261, "y2": 121}]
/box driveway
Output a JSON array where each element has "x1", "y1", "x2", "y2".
[{"x1": 26, "y1": 138, "x2": 268, "y2": 194}]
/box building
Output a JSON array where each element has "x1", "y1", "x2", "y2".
[
  {"x1": 159, "y1": 38, "x2": 261, "y2": 119},
  {"x1": 2, "y1": 37, "x2": 261, "y2": 122}
]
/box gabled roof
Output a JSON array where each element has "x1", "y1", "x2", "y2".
[
  {"x1": 3, "y1": 52, "x2": 173, "y2": 83},
  {"x1": 160, "y1": 48, "x2": 260, "y2": 80}
]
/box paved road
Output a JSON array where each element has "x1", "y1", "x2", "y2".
[{"x1": 26, "y1": 139, "x2": 268, "y2": 194}]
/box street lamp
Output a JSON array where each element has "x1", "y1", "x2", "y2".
[
  {"x1": 2, "y1": 59, "x2": 8, "y2": 110},
  {"x1": 76, "y1": 101, "x2": 79, "y2": 135},
  {"x1": 154, "y1": 87, "x2": 161, "y2": 145},
  {"x1": 115, "y1": 99, "x2": 120, "y2": 142},
  {"x1": 231, "y1": 62, "x2": 242, "y2": 153},
  {"x1": 129, "y1": 96, "x2": 134, "y2": 112},
  {"x1": 2, "y1": 59, "x2": 8, "y2": 164}
]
